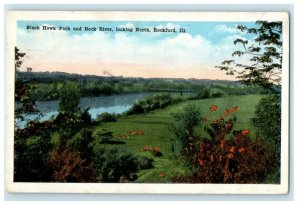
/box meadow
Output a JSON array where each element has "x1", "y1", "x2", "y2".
[{"x1": 99, "y1": 94, "x2": 264, "y2": 182}]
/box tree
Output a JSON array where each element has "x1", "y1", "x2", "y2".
[
  {"x1": 216, "y1": 21, "x2": 282, "y2": 89},
  {"x1": 14, "y1": 47, "x2": 40, "y2": 124},
  {"x1": 15, "y1": 46, "x2": 26, "y2": 72},
  {"x1": 58, "y1": 82, "x2": 81, "y2": 115}
]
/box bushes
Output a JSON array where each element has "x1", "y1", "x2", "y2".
[
  {"x1": 126, "y1": 93, "x2": 182, "y2": 115},
  {"x1": 49, "y1": 146, "x2": 94, "y2": 182},
  {"x1": 196, "y1": 133, "x2": 275, "y2": 183},
  {"x1": 192, "y1": 84, "x2": 269, "y2": 100},
  {"x1": 197, "y1": 105, "x2": 276, "y2": 183},
  {"x1": 195, "y1": 87, "x2": 210, "y2": 99},
  {"x1": 96, "y1": 112, "x2": 118, "y2": 123},
  {"x1": 171, "y1": 104, "x2": 277, "y2": 184},
  {"x1": 58, "y1": 82, "x2": 81, "y2": 115},
  {"x1": 252, "y1": 94, "x2": 281, "y2": 182},
  {"x1": 14, "y1": 134, "x2": 53, "y2": 182},
  {"x1": 92, "y1": 146, "x2": 153, "y2": 182},
  {"x1": 170, "y1": 104, "x2": 201, "y2": 151},
  {"x1": 252, "y1": 94, "x2": 281, "y2": 152},
  {"x1": 136, "y1": 156, "x2": 154, "y2": 169},
  {"x1": 92, "y1": 128, "x2": 114, "y2": 143}
]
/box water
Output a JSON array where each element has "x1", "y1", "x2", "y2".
[{"x1": 16, "y1": 93, "x2": 150, "y2": 128}]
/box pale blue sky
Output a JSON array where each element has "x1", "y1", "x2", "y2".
[{"x1": 16, "y1": 20, "x2": 260, "y2": 79}]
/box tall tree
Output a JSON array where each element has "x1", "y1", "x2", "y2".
[
  {"x1": 15, "y1": 46, "x2": 26, "y2": 73},
  {"x1": 216, "y1": 21, "x2": 282, "y2": 89}
]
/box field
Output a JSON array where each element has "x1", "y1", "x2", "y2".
[{"x1": 99, "y1": 94, "x2": 265, "y2": 182}]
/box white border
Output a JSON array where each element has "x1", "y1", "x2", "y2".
[{"x1": 6, "y1": 11, "x2": 290, "y2": 194}]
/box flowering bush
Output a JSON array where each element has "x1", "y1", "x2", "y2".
[
  {"x1": 140, "y1": 145, "x2": 162, "y2": 157},
  {"x1": 49, "y1": 146, "x2": 94, "y2": 182},
  {"x1": 173, "y1": 105, "x2": 276, "y2": 184},
  {"x1": 115, "y1": 129, "x2": 145, "y2": 140}
]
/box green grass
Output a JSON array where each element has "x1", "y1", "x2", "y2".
[{"x1": 97, "y1": 94, "x2": 265, "y2": 183}]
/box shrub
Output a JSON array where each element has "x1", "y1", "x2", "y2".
[
  {"x1": 135, "y1": 156, "x2": 154, "y2": 169},
  {"x1": 172, "y1": 104, "x2": 276, "y2": 184},
  {"x1": 81, "y1": 108, "x2": 92, "y2": 125},
  {"x1": 14, "y1": 134, "x2": 53, "y2": 182},
  {"x1": 92, "y1": 146, "x2": 140, "y2": 182},
  {"x1": 49, "y1": 146, "x2": 95, "y2": 182},
  {"x1": 96, "y1": 112, "x2": 117, "y2": 123},
  {"x1": 58, "y1": 82, "x2": 80, "y2": 115},
  {"x1": 252, "y1": 94, "x2": 281, "y2": 153},
  {"x1": 196, "y1": 133, "x2": 275, "y2": 183},
  {"x1": 67, "y1": 128, "x2": 93, "y2": 162},
  {"x1": 126, "y1": 93, "x2": 182, "y2": 115},
  {"x1": 140, "y1": 145, "x2": 163, "y2": 157},
  {"x1": 127, "y1": 103, "x2": 144, "y2": 115},
  {"x1": 92, "y1": 128, "x2": 114, "y2": 143},
  {"x1": 195, "y1": 87, "x2": 210, "y2": 99},
  {"x1": 252, "y1": 94, "x2": 281, "y2": 182},
  {"x1": 170, "y1": 104, "x2": 201, "y2": 151}
]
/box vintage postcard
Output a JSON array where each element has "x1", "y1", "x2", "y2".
[{"x1": 6, "y1": 11, "x2": 289, "y2": 194}]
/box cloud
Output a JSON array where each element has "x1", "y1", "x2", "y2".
[
  {"x1": 214, "y1": 24, "x2": 243, "y2": 35},
  {"x1": 17, "y1": 23, "x2": 246, "y2": 80}
]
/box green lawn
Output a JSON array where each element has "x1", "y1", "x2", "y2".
[{"x1": 98, "y1": 94, "x2": 265, "y2": 182}]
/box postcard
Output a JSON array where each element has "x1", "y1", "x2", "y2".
[{"x1": 6, "y1": 11, "x2": 289, "y2": 194}]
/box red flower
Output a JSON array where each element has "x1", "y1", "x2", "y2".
[
  {"x1": 210, "y1": 105, "x2": 218, "y2": 112},
  {"x1": 226, "y1": 123, "x2": 232, "y2": 130},
  {"x1": 220, "y1": 140, "x2": 225, "y2": 148},
  {"x1": 227, "y1": 153, "x2": 234, "y2": 159},
  {"x1": 199, "y1": 159, "x2": 204, "y2": 166},
  {"x1": 241, "y1": 129, "x2": 250, "y2": 136},
  {"x1": 225, "y1": 109, "x2": 230, "y2": 117},
  {"x1": 229, "y1": 146, "x2": 235, "y2": 153},
  {"x1": 212, "y1": 120, "x2": 219, "y2": 124},
  {"x1": 231, "y1": 106, "x2": 239, "y2": 113},
  {"x1": 159, "y1": 172, "x2": 165, "y2": 177},
  {"x1": 238, "y1": 147, "x2": 246, "y2": 153}
]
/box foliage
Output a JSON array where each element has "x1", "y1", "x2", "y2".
[
  {"x1": 49, "y1": 146, "x2": 94, "y2": 182},
  {"x1": 126, "y1": 93, "x2": 182, "y2": 115},
  {"x1": 15, "y1": 46, "x2": 26, "y2": 72},
  {"x1": 58, "y1": 82, "x2": 81, "y2": 115},
  {"x1": 96, "y1": 112, "x2": 118, "y2": 123},
  {"x1": 14, "y1": 119, "x2": 56, "y2": 182},
  {"x1": 92, "y1": 146, "x2": 141, "y2": 182},
  {"x1": 252, "y1": 94, "x2": 281, "y2": 150},
  {"x1": 14, "y1": 133, "x2": 53, "y2": 182},
  {"x1": 135, "y1": 156, "x2": 154, "y2": 170},
  {"x1": 81, "y1": 108, "x2": 92, "y2": 125},
  {"x1": 54, "y1": 81, "x2": 90, "y2": 142},
  {"x1": 252, "y1": 94, "x2": 281, "y2": 180},
  {"x1": 67, "y1": 128, "x2": 94, "y2": 162},
  {"x1": 216, "y1": 21, "x2": 282, "y2": 89},
  {"x1": 173, "y1": 104, "x2": 277, "y2": 183},
  {"x1": 92, "y1": 128, "x2": 114, "y2": 143},
  {"x1": 170, "y1": 104, "x2": 201, "y2": 151},
  {"x1": 15, "y1": 48, "x2": 41, "y2": 124},
  {"x1": 140, "y1": 145, "x2": 162, "y2": 157}
]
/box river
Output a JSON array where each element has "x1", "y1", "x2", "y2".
[{"x1": 16, "y1": 92, "x2": 151, "y2": 128}]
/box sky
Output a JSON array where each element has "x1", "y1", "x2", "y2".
[{"x1": 17, "y1": 21, "x2": 256, "y2": 80}]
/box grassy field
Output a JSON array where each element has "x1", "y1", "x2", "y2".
[{"x1": 99, "y1": 94, "x2": 265, "y2": 182}]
